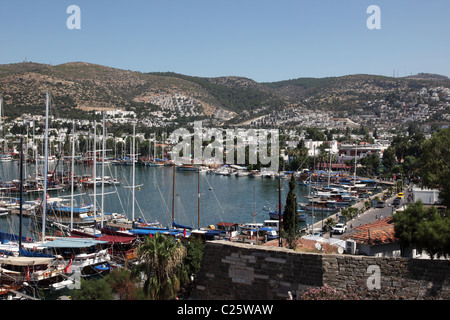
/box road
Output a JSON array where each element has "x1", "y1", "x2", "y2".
[{"x1": 318, "y1": 188, "x2": 411, "y2": 240}]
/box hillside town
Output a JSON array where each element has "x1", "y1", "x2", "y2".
[{"x1": 0, "y1": 83, "x2": 449, "y2": 302}]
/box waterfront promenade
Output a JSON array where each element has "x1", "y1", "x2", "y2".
[{"x1": 309, "y1": 188, "x2": 409, "y2": 240}]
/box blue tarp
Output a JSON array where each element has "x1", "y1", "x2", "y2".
[
  {"x1": 19, "y1": 248, "x2": 54, "y2": 258},
  {"x1": 172, "y1": 221, "x2": 193, "y2": 230},
  {"x1": 129, "y1": 228, "x2": 171, "y2": 236},
  {"x1": 0, "y1": 231, "x2": 32, "y2": 244},
  {"x1": 48, "y1": 205, "x2": 92, "y2": 214}
]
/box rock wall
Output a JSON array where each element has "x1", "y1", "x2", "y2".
[{"x1": 191, "y1": 241, "x2": 450, "y2": 300}]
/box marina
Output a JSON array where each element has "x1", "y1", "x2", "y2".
[
  {"x1": 0, "y1": 106, "x2": 387, "y2": 299},
  {"x1": 0, "y1": 160, "x2": 382, "y2": 238}
]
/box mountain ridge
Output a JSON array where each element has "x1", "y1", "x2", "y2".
[{"x1": 0, "y1": 61, "x2": 449, "y2": 122}]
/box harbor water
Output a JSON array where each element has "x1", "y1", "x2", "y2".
[{"x1": 0, "y1": 160, "x2": 334, "y2": 237}]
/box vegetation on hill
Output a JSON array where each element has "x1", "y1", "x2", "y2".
[{"x1": 1, "y1": 62, "x2": 449, "y2": 122}]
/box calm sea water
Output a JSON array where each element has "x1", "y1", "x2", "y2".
[{"x1": 0, "y1": 160, "x2": 326, "y2": 237}]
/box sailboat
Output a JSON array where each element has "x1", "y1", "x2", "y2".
[
  {"x1": 0, "y1": 132, "x2": 71, "y2": 298},
  {"x1": 0, "y1": 96, "x2": 13, "y2": 162},
  {"x1": 29, "y1": 93, "x2": 109, "y2": 275},
  {"x1": 145, "y1": 133, "x2": 165, "y2": 167}
]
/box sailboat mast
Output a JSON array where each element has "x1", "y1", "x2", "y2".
[
  {"x1": 42, "y1": 92, "x2": 50, "y2": 240},
  {"x1": 0, "y1": 96, "x2": 2, "y2": 152},
  {"x1": 197, "y1": 168, "x2": 200, "y2": 228},
  {"x1": 354, "y1": 142, "x2": 357, "y2": 185},
  {"x1": 278, "y1": 173, "x2": 282, "y2": 247},
  {"x1": 153, "y1": 133, "x2": 156, "y2": 161},
  {"x1": 70, "y1": 121, "x2": 75, "y2": 231},
  {"x1": 172, "y1": 160, "x2": 175, "y2": 223},
  {"x1": 0, "y1": 95, "x2": 3, "y2": 154},
  {"x1": 132, "y1": 122, "x2": 135, "y2": 222},
  {"x1": 93, "y1": 120, "x2": 97, "y2": 226},
  {"x1": 101, "y1": 112, "x2": 105, "y2": 228},
  {"x1": 18, "y1": 137, "x2": 24, "y2": 254}
]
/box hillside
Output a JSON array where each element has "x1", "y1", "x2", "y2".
[
  {"x1": 263, "y1": 74, "x2": 450, "y2": 112},
  {"x1": 0, "y1": 62, "x2": 449, "y2": 123}
]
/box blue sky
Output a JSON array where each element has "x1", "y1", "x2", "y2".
[{"x1": 0, "y1": 0, "x2": 449, "y2": 82}]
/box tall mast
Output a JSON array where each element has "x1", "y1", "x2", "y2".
[
  {"x1": 70, "y1": 121, "x2": 75, "y2": 231},
  {"x1": 354, "y1": 141, "x2": 357, "y2": 185},
  {"x1": 101, "y1": 112, "x2": 105, "y2": 228},
  {"x1": 0, "y1": 95, "x2": 3, "y2": 154},
  {"x1": 18, "y1": 137, "x2": 24, "y2": 255},
  {"x1": 172, "y1": 160, "x2": 175, "y2": 224},
  {"x1": 42, "y1": 92, "x2": 50, "y2": 240},
  {"x1": 93, "y1": 120, "x2": 97, "y2": 227},
  {"x1": 197, "y1": 167, "x2": 200, "y2": 228},
  {"x1": 132, "y1": 122, "x2": 135, "y2": 222}
]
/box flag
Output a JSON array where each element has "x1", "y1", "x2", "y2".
[
  {"x1": 149, "y1": 232, "x2": 153, "y2": 238},
  {"x1": 65, "y1": 258, "x2": 72, "y2": 273},
  {"x1": 183, "y1": 229, "x2": 186, "y2": 237}
]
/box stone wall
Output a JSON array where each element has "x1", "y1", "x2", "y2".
[{"x1": 191, "y1": 241, "x2": 450, "y2": 300}]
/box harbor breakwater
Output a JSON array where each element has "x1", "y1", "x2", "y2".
[{"x1": 191, "y1": 241, "x2": 450, "y2": 300}]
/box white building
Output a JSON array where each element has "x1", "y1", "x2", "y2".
[{"x1": 412, "y1": 187, "x2": 442, "y2": 205}]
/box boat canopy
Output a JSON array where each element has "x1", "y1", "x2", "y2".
[
  {"x1": 97, "y1": 235, "x2": 135, "y2": 245},
  {"x1": 39, "y1": 237, "x2": 109, "y2": 248},
  {"x1": 0, "y1": 256, "x2": 55, "y2": 266}
]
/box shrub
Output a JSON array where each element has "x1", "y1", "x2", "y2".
[{"x1": 298, "y1": 285, "x2": 360, "y2": 300}]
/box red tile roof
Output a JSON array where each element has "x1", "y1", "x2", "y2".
[{"x1": 343, "y1": 217, "x2": 398, "y2": 245}]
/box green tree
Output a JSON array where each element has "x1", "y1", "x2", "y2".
[
  {"x1": 392, "y1": 201, "x2": 425, "y2": 255},
  {"x1": 305, "y1": 127, "x2": 326, "y2": 141},
  {"x1": 183, "y1": 237, "x2": 204, "y2": 278},
  {"x1": 71, "y1": 277, "x2": 114, "y2": 300},
  {"x1": 323, "y1": 217, "x2": 336, "y2": 232},
  {"x1": 106, "y1": 268, "x2": 138, "y2": 300},
  {"x1": 382, "y1": 146, "x2": 396, "y2": 172},
  {"x1": 283, "y1": 176, "x2": 298, "y2": 234},
  {"x1": 136, "y1": 233, "x2": 187, "y2": 300},
  {"x1": 419, "y1": 128, "x2": 450, "y2": 208},
  {"x1": 282, "y1": 176, "x2": 299, "y2": 249},
  {"x1": 393, "y1": 200, "x2": 450, "y2": 259},
  {"x1": 360, "y1": 153, "x2": 380, "y2": 176},
  {"x1": 415, "y1": 210, "x2": 450, "y2": 259}
]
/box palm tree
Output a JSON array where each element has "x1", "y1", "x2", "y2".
[{"x1": 136, "y1": 233, "x2": 187, "y2": 299}]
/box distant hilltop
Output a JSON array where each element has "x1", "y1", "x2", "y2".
[
  {"x1": 0, "y1": 61, "x2": 449, "y2": 124},
  {"x1": 404, "y1": 73, "x2": 449, "y2": 81}
]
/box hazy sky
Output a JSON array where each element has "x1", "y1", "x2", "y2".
[{"x1": 1, "y1": 0, "x2": 449, "y2": 82}]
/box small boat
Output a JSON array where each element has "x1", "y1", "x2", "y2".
[
  {"x1": 236, "y1": 170, "x2": 250, "y2": 177},
  {"x1": 0, "y1": 256, "x2": 68, "y2": 289},
  {"x1": 239, "y1": 222, "x2": 264, "y2": 234},
  {"x1": 0, "y1": 207, "x2": 9, "y2": 217},
  {"x1": 0, "y1": 154, "x2": 13, "y2": 162},
  {"x1": 176, "y1": 164, "x2": 198, "y2": 172}
]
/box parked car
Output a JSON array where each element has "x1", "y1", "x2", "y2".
[
  {"x1": 376, "y1": 200, "x2": 386, "y2": 208},
  {"x1": 397, "y1": 192, "x2": 404, "y2": 198},
  {"x1": 332, "y1": 223, "x2": 347, "y2": 234},
  {"x1": 393, "y1": 198, "x2": 401, "y2": 206}
]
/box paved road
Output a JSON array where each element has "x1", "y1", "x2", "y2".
[{"x1": 319, "y1": 189, "x2": 411, "y2": 240}]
